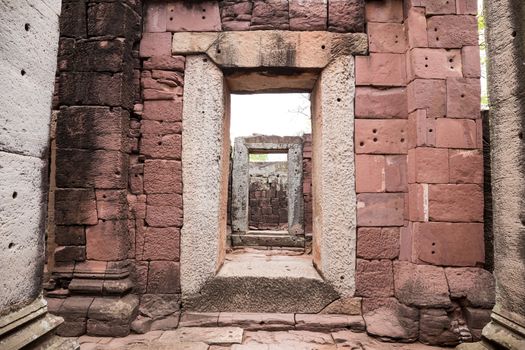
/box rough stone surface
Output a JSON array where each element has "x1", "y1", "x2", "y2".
[
  {"x1": 362, "y1": 297, "x2": 419, "y2": 341},
  {"x1": 183, "y1": 253, "x2": 339, "y2": 313},
  {"x1": 419, "y1": 309, "x2": 459, "y2": 346},
  {"x1": 355, "y1": 87, "x2": 407, "y2": 118},
  {"x1": 0, "y1": 0, "x2": 60, "y2": 319},
  {"x1": 357, "y1": 228, "x2": 399, "y2": 260},
  {"x1": 181, "y1": 56, "x2": 229, "y2": 298},
  {"x1": 311, "y1": 55, "x2": 356, "y2": 297},
  {"x1": 328, "y1": 0, "x2": 365, "y2": 32},
  {"x1": 445, "y1": 268, "x2": 495, "y2": 308},
  {"x1": 357, "y1": 193, "x2": 404, "y2": 227},
  {"x1": 172, "y1": 31, "x2": 368, "y2": 69},
  {"x1": 158, "y1": 327, "x2": 243, "y2": 345},
  {"x1": 355, "y1": 259, "x2": 394, "y2": 297},
  {"x1": 394, "y1": 261, "x2": 451, "y2": 308}
]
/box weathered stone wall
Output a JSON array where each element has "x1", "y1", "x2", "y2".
[
  {"x1": 303, "y1": 134, "x2": 313, "y2": 235},
  {"x1": 248, "y1": 161, "x2": 288, "y2": 231},
  {"x1": 46, "y1": 0, "x2": 143, "y2": 337},
  {"x1": 46, "y1": 0, "x2": 494, "y2": 344}
]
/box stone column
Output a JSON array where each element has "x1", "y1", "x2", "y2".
[
  {"x1": 0, "y1": 1, "x2": 77, "y2": 348},
  {"x1": 459, "y1": 1, "x2": 525, "y2": 349}
]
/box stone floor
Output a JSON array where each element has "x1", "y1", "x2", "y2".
[{"x1": 78, "y1": 328, "x2": 452, "y2": 349}]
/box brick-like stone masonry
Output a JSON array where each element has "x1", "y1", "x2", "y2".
[
  {"x1": 248, "y1": 162, "x2": 288, "y2": 231},
  {"x1": 46, "y1": 0, "x2": 494, "y2": 346}
]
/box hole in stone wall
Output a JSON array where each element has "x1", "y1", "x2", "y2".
[
  {"x1": 8, "y1": 243, "x2": 14, "y2": 249},
  {"x1": 512, "y1": 31, "x2": 517, "y2": 38},
  {"x1": 12, "y1": 191, "x2": 17, "y2": 199},
  {"x1": 24, "y1": 23, "x2": 30, "y2": 31},
  {"x1": 21, "y1": 69, "x2": 26, "y2": 76}
]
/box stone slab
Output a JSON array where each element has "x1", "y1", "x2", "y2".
[
  {"x1": 183, "y1": 252, "x2": 339, "y2": 313},
  {"x1": 158, "y1": 327, "x2": 243, "y2": 345},
  {"x1": 172, "y1": 31, "x2": 367, "y2": 68}
]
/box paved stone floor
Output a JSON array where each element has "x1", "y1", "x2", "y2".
[{"x1": 78, "y1": 328, "x2": 452, "y2": 349}]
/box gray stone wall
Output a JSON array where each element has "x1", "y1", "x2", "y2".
[{"x1": 0, "y1": 0, "x2": 61, "y2": 316}]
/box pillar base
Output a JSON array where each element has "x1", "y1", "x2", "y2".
[{"x1": 0, "y1": 297, "x2": 79, "y2": 350}]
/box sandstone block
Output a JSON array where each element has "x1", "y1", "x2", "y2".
[
  {"x1": 449, "y1": 149, "x2": 483, "y2": 184},
  {"x1": 427, "y1": 15, "x2": 478, "y2": 48},
  {"x1": 59, "y1": 71, "x2": 134, "y2": 109},
  {"x1": 407, "y1": 147, "x2": 449, "y2": 184},
  {"x1": 408, "y1": 48, "x2": 462, "y2": 80},
  {"x1": 251, "y1": 0, "x2": 289, "y2": 30},
  {"x1": 356, "y1": 154, "x2": 385, "y2": 193},
  {"x1": 218, "y1": 312, "x2": 295, "y2": 330},
  {"x1": 355, "y1": 119, "x2": 408, "y2": 154},
  {"x1": 362, "y1": 297, "x2": 419, "y2": 341},
  {"x1": 394, "y1": 261, "x2": 451, "y2": 307},
  {"x1": 368, "y1": 22, "x2": 406, "y2": 53},
  {"x1": 445, "y1": 268, "x2": 495, "y2": 308},
  {"x1": 140, "y1": 133, "x2": 182, "y2": 159},
  {"x1": 356, "y1": 259, "x2": 394, "y2": 297},
  {"x1": 144, "y1": 160, "x2": 182, "y2": 194},
  {"x1": 166, "y1": 2, "x2": 221, "y2": 32},
  {"x1": 356, "y1": 53, "x2": 406, "y2": 86},
  {"x1": 144, "y1": 2, "x2": 166, "y2": 32},
  {"x1": 407, "y1": 109, "x2": 436, "y2": 148},
  {"x1": 328, "y1": 0, "x2": 365, "y2": 32},
  {"x1": 86, "y1": 220, "x2": 129, "y2": 261},
  {"x1": 139, "y1": 294, "x2": 181, "y2": 319},
  {"x1": 179, "y1": 312, "x2": 219, "y2": 327},
  {"x1": 407, "y1": 79, "x2": 446, "y2": 118},
  {"x1": 56, "y1": 149, "x2": 128, "y2": 189},
  {"x1": 435, "y1": 118, "x2": 477, "y2": 149},
  {"x1": 58, "y1": 39, "x2": 131, "y2": 73},
  {"x1": 143, "y1": 56, "x2": 185, "y2": 71},
  {"x1": 96, "y1": 190, "x2": 127, "y2": 220},
  {"x1": 365, "y1": 0, "x2": 403, "y2": 23},
  {"x1": 55, "y1": 226, "x2": 86, "y2": 246},
  {"x1": 146, "y1": 205, "x2": 183, "y2": 228},
  {"x1": 143, "y1": 227, "x2": 180, "y2": 261},
  {"x1": 87, "y1": 2, "x2": 140, "y2": 39},
  {"x1": 139, "y1": 32, "x2": 172, "y2": 58},
  {"x1": 456, "y1": 0, "x2": 477, "y2": 14},
  {"x1": 408, "y1": 183, "x2": 426, "y2": 221},
  {"x1": 428, "y1": 184, "x2": 483, "y2": 222},
  {"x1": 464, "y1": 308, "x2": 492, "y2": 330},
  {"x1": 56, "y1": 106, "x2": 128, "y2": 152},
  {"x1": 461, "y1": 46, "x2": 481, "y2": 78},
  {"x1": 385, "y1": 155, "x2": 408, "y2": 192},
  {"x1": 54, "y1": 246, "x2": 86, "y2": 262},
  {"x1": 357, "y1": 193, "x2": 404, "y2": 226},
  {"x1": 446, "y1": 77, "x2": 481, "y2": 119},
  {"x1": 60, "y1": 1, "x2": 86, "y2": 38},
  {"x1": 141, "y1": 120, "x2": 182, "y2": 135},
  {"x1": 148, "y1": 261, "x2": 180, "y2": 293},
  {"x1": 419, "y1": 309, "x2": 459, "y2": 346},
  {"x1": 295, "y1": 314, "x2": 365, "y2": 331},
  {"x1": 357, "y1": 227, "x2": 400, "y2": 259},
  {"x1": 412, "y1": 222, "x2": 485, "y2": 266},
  {"x1": 55, "y1": 189, "x2": 97, "y2": 225},
  {"x1": 319, "y1": 297, "x2": 362, "y2": 315},
  {"x1": 355, "y1": 87, "x2": 407, "y2": 118},
  {"x1": 289, "y1": 0, "x2": 326, "y2": 31},
  {"x1": 420, "y1": 0, "x2": 456, "y2": 14},
  {"x1": 143, "y1": 99, "x2": 183, "y2": 122},
  {"x1": 405, "y1": 7, "x2": 428, "y2": 48}
]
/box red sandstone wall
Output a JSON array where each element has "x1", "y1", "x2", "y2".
[{"x1": 48, "y1": 0, "x2": 494, "y2": 343}]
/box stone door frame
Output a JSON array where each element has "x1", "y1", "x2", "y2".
[
  {"x1": 231, "y1": 136, "x2": 304, "y2": 239},
  {"x1": 178, "y1": 30, "x2": 367, "y2": 301}
]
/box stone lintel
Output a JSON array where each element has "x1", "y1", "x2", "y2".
[{"x1": 172, "y1": 31, "x2": 368, "y2": 69}]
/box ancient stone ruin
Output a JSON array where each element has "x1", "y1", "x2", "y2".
[{"x1": 0, "y1": 0, "x2": 524, "y2": 349}]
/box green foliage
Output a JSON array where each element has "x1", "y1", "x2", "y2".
[{"x1": 249, "y1": 154, "x2": 269, "y2": 162}]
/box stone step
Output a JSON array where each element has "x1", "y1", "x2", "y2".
[
  {"x1": 0, "y1": 313, "x2": 64, "y2": 350},
  {"x1": 231, "y1": 231, "x2": 305, "y2": 248},
  {"x1": 183, "y1": 253, "x2": 340, "y2": 313},
  {"x1": 180, "y1": 312, "x2": 365, "y2": 333}
]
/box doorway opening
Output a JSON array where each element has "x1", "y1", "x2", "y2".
[{"x1": 228, "y1": 93, "x2": 311, "y2": 250}]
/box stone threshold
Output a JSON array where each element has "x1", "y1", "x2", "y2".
[
  {"x1": 182, "y1": 252, "x2": 341, "y2": 313},
  {"x1": 179, "y1": 312, "x2": 365, "y2": 333},
  {"x1": 231, "y1": 230, "x2": 305, "y2": 248}
]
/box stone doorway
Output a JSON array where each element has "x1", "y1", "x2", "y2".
[
  {"x1": 231, "y1": 135, "x2": 305, "y2": 248},
  {"x1": 178, "y1": 31, "x2": 364, "y2": 312}
]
